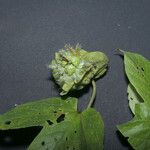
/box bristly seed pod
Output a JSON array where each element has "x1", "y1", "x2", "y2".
[{"x1": 49, "y1": 44, "x2": 109, "y2": 95}]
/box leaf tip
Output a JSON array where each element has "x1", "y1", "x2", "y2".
[{"x1": 115, "y1": 49, "x2": 125, "y2": 56}]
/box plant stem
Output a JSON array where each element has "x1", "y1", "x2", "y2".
[{"x1": 87, "y1": 80, "x2": 96, "y2": 108}]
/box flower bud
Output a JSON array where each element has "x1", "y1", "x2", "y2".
[{"x1": 49, "y1": 44, "x2": 108, "y2": 95}]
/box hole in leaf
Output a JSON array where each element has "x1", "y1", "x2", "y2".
[
  {"x1": 56, "y1": 114, "x2": 65, "y2": 123},
  {"x1": 5, "y1": 121, "x2": 11, "y2": 125},
  {"x1": 130, "y1": 97, "x2": 133, "y2": 100},
  {"x1": 47, "y1": 120, "x2": 53, "y2": 125},
  {"x1": 74, "y1": 131, "x2": 77, "y2": 133},
  {"x1": 53, "y1": 111, "x2": 57, "y2": 113},
  {"x1": 137, "y1": 66, "x2": 139, "y2": 70},
  {"x1": 66, "y1": 137, "x2": 68, "y2": 141},
  {"x1": 41, "y1": 141, "x2": 45, "y2": 146},
  {"x1": 141, "y1": 67, "x2": 144, "y2": 71}
]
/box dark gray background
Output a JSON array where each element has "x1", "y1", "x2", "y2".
[{"x1": 0, "y1": 0, "x2": 150, "y2": 150}]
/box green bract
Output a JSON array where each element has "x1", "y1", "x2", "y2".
[{"x1": 49, "y1": 44, "x2": 108, "y2": 95}]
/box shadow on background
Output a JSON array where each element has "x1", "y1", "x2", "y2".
[
  {"x1": 0, "y1": 127, "x2": 42, "y2": 148},
  {"x1": 116, "y1": 131, "x2": 134, "y2": 150}
]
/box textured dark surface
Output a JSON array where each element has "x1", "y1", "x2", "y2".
[{"x1": 0, "y1": 0, "x2": 150, "y2": 150}]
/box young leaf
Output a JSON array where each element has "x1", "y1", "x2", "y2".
[
  {"x1": 0, "y1": 97, "x2": 77, "y2": 130},
  {"x1": 28, "y1": 108, "x2": 104, "y2": 150},
  {"x1": 124, "y1": 51, "x2": 150, "y2": 102},
  {"x1": 118, "y1": 51, "x2": 150, "y2": 150},
  {"x1": 128, "y1": 83, "x2": 143, "y2": 114}
]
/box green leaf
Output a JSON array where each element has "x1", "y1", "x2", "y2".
[
  {"x1": 0, "y1": 97, "x2": 77, "y2": 130},
  {"x1": 128, "y1": 83, "x2": 143, "y2": 114},
  {"x1": 118, "y1": 103, "x2": 150, "y2": 150},
  {"x1": 0, "y1": 97, "x2": 104, "y2": 149},
  {"x1": 124, "y1": 51, "x2": 150, "y2": 102},
  {"x1": 118, "y1": 51, "x2": 150, "y2": 150},
  {"x1": 28, "y1": 108, "x2": 104, "y2": 150}
]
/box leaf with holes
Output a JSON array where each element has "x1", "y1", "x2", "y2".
[
  {"x1": 0, "y1": 97, "x2": 77, "y2": 130},
  {"x1": 28, "y1": 108, "x2": 104, "y2": 150},
  {"x1": 124, "y1": 51, "x2": 150, "y2": 102},
  {"x1": 118, "y1": 51, "x2": 150, "y2": 150},
  {"x1": 128, "y1": 84, "x2": 143, "y2": 114}
]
